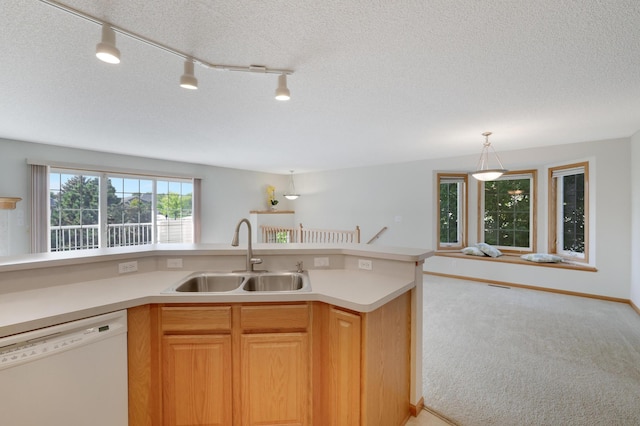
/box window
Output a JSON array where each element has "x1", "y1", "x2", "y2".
[
  {"x1": 49, "y1": 168, "x2": 195, "y2": 252},
  {"x1": 548, "y1": 162, "x2": 588, "y2": 262},
  {"x1": 437, "y1": 173, "x2": 467, "y2": 250},
  {"x1": 479, "y1": 170, "x2": 536, "y2": 252},
  {"x1": 50, "y1": 171, "x2": 101, "y2": 251}
]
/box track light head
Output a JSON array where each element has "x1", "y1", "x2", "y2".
[
  {"x1": 275, "y1": 74, "x2": 290, "y2": 101},
  {"x1": 95, "y1": 24, "x2": 120, "y2": 64},
  {"x1": 180, "y1": 60, "x2": 198, "y2": 90}
]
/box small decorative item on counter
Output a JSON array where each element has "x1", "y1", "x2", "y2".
[{"x1": 266, "y1": 185, "x2": 279, "y2": 210}]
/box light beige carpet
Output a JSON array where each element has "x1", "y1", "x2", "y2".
[{"x1": 423, "y1": 276, "x2": 640, "y2": 426}]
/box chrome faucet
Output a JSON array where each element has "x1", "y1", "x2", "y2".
[{"x1": 231, "y1": 218, "x2": 262, "y2": 271}]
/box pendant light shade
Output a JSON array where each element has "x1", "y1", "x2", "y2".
[
  {"x1": 95, "y1": 23, "x2": 120, "y2": 64},
  {"x1": 284, "y1": 170, "x2": 300, "y2": 200},
  {"x1": 471, "y1": 132, "x2": 507, "y2": 181},
  {"x1": 180, "y1": 59, "x2": 198, "y2": 90},
  {"x1": 275, "y1": 74, "x2": 290, "y2": 101}
]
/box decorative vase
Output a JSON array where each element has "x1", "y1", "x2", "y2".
[{"x1": 270, "y1": 205, "x2": 278, "y2": 211}]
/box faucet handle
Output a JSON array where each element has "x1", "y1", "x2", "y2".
[{"x1": 251, "y1": 257, "x2": 263, "y2": 265}]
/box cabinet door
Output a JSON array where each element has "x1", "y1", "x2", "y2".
[
  {"x1": 162, "y1": 335, "x2": 232, "y2": 426},
  {"x1": 328, "y1": 307, "x2": 361, "y2": 426},
  {"x1": 241, "y1": 333, "x2": 309, "y2": 426}
]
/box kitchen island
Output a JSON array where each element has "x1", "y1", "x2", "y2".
[{"x1": 0, "y1": 243, "x2": 432, "y2": 425}]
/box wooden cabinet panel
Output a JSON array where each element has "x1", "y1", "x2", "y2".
[
  {"x1": 240, "y1": 304, "x2": 309, "y2": 331},
  {"x1": 162, "y1": 335, "x2": 232, "y2": 426},
  {"x1": 361, "y1": 291, "x2": 411, "y2": 425},
  {"x1": 328, "y1": 307, "x2": 361, "y2": 426},
  {"x1": 161, "y1": 306, "x2": 231, "y2": 332},
  {"x1": 241, "y1": 333, "x2": 310, "y2": 426}
]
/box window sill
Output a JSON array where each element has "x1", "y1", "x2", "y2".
[{"x1": 434, "y1": 251, "x2": 597, "y2": 272}]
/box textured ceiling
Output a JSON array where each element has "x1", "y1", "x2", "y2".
[{"x1": 1, "y1": 0, "x2": 640, "y2": 173}]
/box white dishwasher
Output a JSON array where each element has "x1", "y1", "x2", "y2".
[{"x1": 0, "y1": 310, "x2": 128, "y2": 426}]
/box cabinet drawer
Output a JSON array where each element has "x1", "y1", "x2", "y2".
[
  {"x1": 240, "y1": 304, "x2": 309, "y2": 331},
  {"x1": 161, "y1": 306, "x2": 231, "y2": 332}
]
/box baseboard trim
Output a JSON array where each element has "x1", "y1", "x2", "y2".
[
  {"x1": 409, "y1": 397, "x2": 424, "y2": 417},
  {"x1": 424, "y1": 405, "x2": 458, "y2": 425},
  {"x1": 424, "y1": 271, "x2": 630, "y2": 305},
  {"x1": 631, "y1": 299, "x2": 640, "y2": 316}
]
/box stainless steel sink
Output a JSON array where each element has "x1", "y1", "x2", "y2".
[
  {"x1": 171, "y1": 272, "x2": 246, "y2": 292},
  {"x1": 163, "y1": 271, "x2": 310, "y2": 294},
  {"x1": 242, "y1": 272, "x2": 306, "y2": 292}
]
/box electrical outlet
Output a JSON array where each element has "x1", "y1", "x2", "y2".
[
  {"x1": 314, "y1": 257, "x2": 330, "y2": 267},
  {"x1": 358, "y1": 259, "x2": 373, "y2": 270},
  {"x1": 167, "y1": 258, "x2": 183, "y2": 269},
  {"x1": 118, "y1": 261, "x2": 138, "y2": 274}
]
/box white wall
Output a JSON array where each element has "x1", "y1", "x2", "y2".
[
  {"x1": 630, "y1": 131, "x2": 640, "y2": 308},
  {"x1": 0, "y1": 138, "x2": 290, "y2": 254},
  {"x1": 1, "y1": 136, "x2": 634, "y2": 300},
  {"x1": 295, "y1": 137, "x2": 632, "y2": 299}
]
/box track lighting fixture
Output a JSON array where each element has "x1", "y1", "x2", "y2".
[
  {"x1": 284, "y1": 170, "x2": 300, "y2": 200},
  {"x1": 95, "y1": 23, "x2": 120, "y2": 64},
  {"x1": 40, "y1": 0, "x2": 293, "y2": 99},
  {"x1": 275, "y1": 74, "x2": 291, "y2": 101},
  {"x1": 180, "y1": 60, "x2": 198, "y2": 90},
  {"x1": 471, "y1": 132, "x2": 508, "y2": 181}
]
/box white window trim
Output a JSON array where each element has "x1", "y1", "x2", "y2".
[{"x1": 46, "y1": 167, "x2": 199, "y2": 252}]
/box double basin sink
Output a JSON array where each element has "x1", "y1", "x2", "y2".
[{"x1": 163, "y1": 270, "x2": 310, "y2": 294}]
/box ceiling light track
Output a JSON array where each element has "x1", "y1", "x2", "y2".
[{"x1": 38, "y1": 0, "x2": 294, "y2": 89}]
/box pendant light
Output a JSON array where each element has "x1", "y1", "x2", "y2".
[
  {"x1": 284, "y1": 170, "x2": 300, "y2": 200},
  {"x1": 471, "y1": 132, "x2": 507, "y2": 181},
  {"x1": 95, "y1": 23, "x2": 120, "y2": 64}
]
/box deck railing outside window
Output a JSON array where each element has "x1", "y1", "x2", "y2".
[{"x1": 51, "y1": 223, "x2": 154, "y2": 251}]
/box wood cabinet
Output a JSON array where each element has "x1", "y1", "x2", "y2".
[
  {"x1": 312, "y1": 290, "x2": 411, "y2": 426},
  {"x1": 239, "y1": 304, "x2": 310, "y2": 426},
  {"x1": 327, "y1": 307, "x2": 361, "y2": 426},
  {"x1": 129, "y1": 303, "x2": 310, "y2": 426},
  {"x1": 160, "y1": 306, "x2": 233, "y2": 426},
  {"x1": 240, "y1": 333, "x2": 309, "y2": 425},
  {"x1": 128, "y1": 294, "x2": 411, "y2": 426},
  {"x1": 162, "y1": 335, "x2": 232, "y2": 426}
]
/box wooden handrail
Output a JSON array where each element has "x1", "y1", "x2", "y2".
[{"x1": 366, "y1": 226, "x2": 388, "y2": 244}]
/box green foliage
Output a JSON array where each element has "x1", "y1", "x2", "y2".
[
  {"x1": 562, "y1": 174, "x2": 585, "y2": 253},
  {"x1": 157, "y1": 192, "x2": 192, "y2": 219},
  {"x1": 483, "y1": 178, "x2": 531, "y2": 248},
  {"x1": 439, "y1": 182, "x2": 460, "y2": 244},
  {"x1": 50, "y1": 175, "x2": 100, "y2": 226},
  {"x1": 275, "y1": 231, "x2": 289, "y2": 243}
]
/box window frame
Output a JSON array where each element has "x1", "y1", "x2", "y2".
[
  {"x1": 436, "y1": 172, "x2": 468, "y2": 250},
  {"x1": 477, "y1": 169, "x2": 537, "y2": 254},
  {"x1": 548, "y1": 161, "x2": 589, "y2": 263},
  {"x1": 48, "y1": 167, "x2": 196, "y2": 252}
]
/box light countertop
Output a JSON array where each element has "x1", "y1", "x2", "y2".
[
  {"x1": 0, "y1": 243, "x2": 431, "y2": 272},
  {"x1": 0, "y1": 268, "x2": 417, "y2": 338}
]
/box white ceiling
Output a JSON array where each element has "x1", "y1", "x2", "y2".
[{"x1": 2, "y1": 1, "x2": 640, "y2": 174}]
